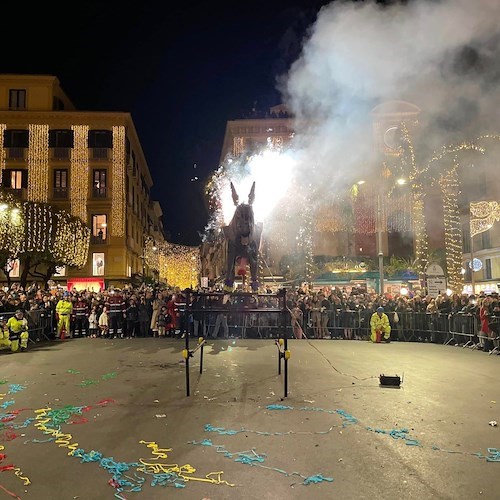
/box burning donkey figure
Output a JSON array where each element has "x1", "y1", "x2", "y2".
[{"x1": 223, "y1": 181, "x2": 263, "y2": 292}]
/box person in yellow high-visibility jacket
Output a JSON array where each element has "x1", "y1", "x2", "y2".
[
  {"x1": 1, "y1": 309, "x2": 29, "y2": 352},
  {"x1": 56, "y1": 291, "x2": 73, "y2": 339},
  {"x1": 370, "y1": 306, "x2": 391, "y2": 343}
]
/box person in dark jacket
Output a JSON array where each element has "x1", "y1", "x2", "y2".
[
  {"x1": 137, "y1": 296, "x2": 151, "y2": 338},
  {"x1": 125, "y1": 298, "x2": 139, "y2": 338}
]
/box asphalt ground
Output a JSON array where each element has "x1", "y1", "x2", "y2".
[{"x1": 0, "y1": 336, "x2": 499, "y2": 500}]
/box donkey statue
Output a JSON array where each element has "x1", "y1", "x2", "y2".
[{"x1": 222, "y1": 181, "x2": 263, "y2": 292}]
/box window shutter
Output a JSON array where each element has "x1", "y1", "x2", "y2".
[{"x1": 21, "y1": 170, "x2": 28, "y2": 189}]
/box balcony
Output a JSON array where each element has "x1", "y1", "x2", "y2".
[
  {"x1": 91, "y1": 234, "x2": 107, "y2": 245},
  {"x1": 6, "y1": 148, "x2": 26, "y2": 160},
  {"x1": 53, "y1": 187, "x2": 69, "y2": 199},
  {"x1": 51, "y1": 148, "x2": 70, "y2": 160},
  {"x1": 92, "y1": 186, "x2": 107, "y2": 199},
  {"x1": 4, "y1": 187, "x2": 27, "y2": 201},
  {"x1": 91, "y1": 148, "x2": 109, "y2": 160}
]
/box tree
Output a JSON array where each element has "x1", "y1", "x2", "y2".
[{"x1": 0, "y1": 191, "x2": 90, "y2": 288}]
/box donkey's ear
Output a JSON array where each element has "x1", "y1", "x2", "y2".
[
  {"x1": 248, "y1": 181, "x2": 255, "y2": 205},
  {"x1": 230, "y1": 182, "x2": 239, "y2": 206}
]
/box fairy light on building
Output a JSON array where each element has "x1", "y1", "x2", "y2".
[
  {"x1": 111, "y1": 126, "x2": 126, "y2": 237},
  {"x1": 0, "y1": 124, "x2": 5, "y2": 185},
  {"x1": 70, "y1": 125, "x2": 89, "y2": 223},
  {"x1": 27, "y1": 124, "x2": 49, "y2": 202}
]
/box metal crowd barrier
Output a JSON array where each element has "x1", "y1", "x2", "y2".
[
  {"x1": 0, "y1": 308, "x2": 53, "y2": 344},
  {"x1": 292, "y1": 308, "x2": 492, "y2": 348}
]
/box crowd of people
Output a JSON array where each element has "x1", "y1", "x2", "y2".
[
  {"x1": 0, "y1": 282, "x2": 499, "y2": 354},
  {"x1": 285, "y1": 284, "x2": 500, "y2": 352}
]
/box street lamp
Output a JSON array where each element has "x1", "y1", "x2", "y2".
[
  {"x1": 377, "y1": 193, "x2": 384, "y2": 295},
  {"x1": 372, "y1": 177, "x2": 407, "y2": 296}
]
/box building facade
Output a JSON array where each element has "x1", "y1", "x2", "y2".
[
  {"x1": 218, "y1": 102, "x2": 500, "y2": 294},
  {"x1": 0, "y1": 74, "x2": 164, "y2": 290}
]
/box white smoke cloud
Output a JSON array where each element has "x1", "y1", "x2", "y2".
[{"x1": 283, "y1": 0, "x2": 500, "y2": 188}]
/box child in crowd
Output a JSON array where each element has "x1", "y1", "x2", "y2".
[
  {"x1": 98, "y1": 306, "x2": 109, "y2": 338},
  {"x1": 88, "y1": 306, "x2": 99, "y2": 338},
  {"x1": 156, "y1": 306, "x2": 169, "y2": 338}
]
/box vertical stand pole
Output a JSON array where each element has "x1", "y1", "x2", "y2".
[
  {"x1": 200, "y1": 341, "x2": 204, "y2": 374},
  {"x1": 470, "y1": 234, "x2": 475, "y2": 295},
  {"x1": 281, "y1": 289, "x2": 288, "y2": 398},
  {"x1": 277, "y1": 340, "x2": 282, "y2": 375},
  {"x1": 284, "y1": 336, "x2": 288, "y2": 398},
  {"x1": 185, "y1": 290, "x2": 190, "y2": 396}
]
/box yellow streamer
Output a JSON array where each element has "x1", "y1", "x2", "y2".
[
  {"x1": 138, "y1": 440, "x2": 172, "y2": 460},
  {"x1": 138, "y1": 441, "x2": 235, "y2": 486},
  {"x1": 32, "y1": 410, "x2": 235, "y2": 489},
  {"x1": 34, "y1": 408, "x2": 79, "y2": 457}
]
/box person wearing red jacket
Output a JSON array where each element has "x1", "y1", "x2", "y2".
[
  {"x1": 73, "y1": 294, "x2": 89, "y2": 337},
  {"x1": 105, "y1": 288, "x2": 126, "y2": 338}
]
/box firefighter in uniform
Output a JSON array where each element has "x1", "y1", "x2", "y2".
[
  {"x1": 1, "y1": 309, "x2": 29, "y2": 352},
  {"x1": 56, "y1": 291, "x2": 74, "y2": 339},
  {"x1": 73, "y1": 294, "x2": 89, "y2": 337},
  {"x1": 106, "y1": 288, "x2": 126, "y2": 338}
]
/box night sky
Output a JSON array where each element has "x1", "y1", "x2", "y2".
[{"x1": 1, "y1": 0, "x2": 331, "y2": 246}]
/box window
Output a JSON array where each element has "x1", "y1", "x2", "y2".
[
  {"x1": 9, "y1": 89, "x2": 26, "y2": 110},
  {"x1": 53, "y1": 170, "x2": 68, "y2": 199},
  {"x1": 486, "y1": 258, "x2": 492, "y2": 280},
  {"x1": 3, "y1": 129, "x2": 29, "y2": 148},
  {"x1": 49, "y1": 129, "x2": 74, "y2": 148},
  {"x1": 481, "y1": 230, "x2": 491, "y2": 250},
  {"x1": 462, "y1": 224, "x2": 471, "y2": 253},
  {"x1": 92, "y1": 169, "x2": 107, "y2": 198},
  {"x1": 91, "y1": 215, "x2": 107, "y2": 245},
  {"x1": 88, "y1": 130, "x2": 112, "y2": 148},
  {"x1": 2, "y1": 169, "x2": 27, "y2": 189},
  {"x1": 92, "y1": 253, "x2": 105, "y2": 276}
]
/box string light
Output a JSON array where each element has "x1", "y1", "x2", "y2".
[
  {"x1": 70, "y1": 125, "x2": 89, "y2": 223},
  {"x1": 52, "y1": 211, "x2": 90, "y2": 267},
  {"x1": 399, "y1": 123, "x2": 429, "y2": 274},
  {"x1": 0, "y1": 124, "x2": 6, "y2": 185},
  {"x1": 111, "y1": 126, "x2": 125, "y2": 237},
  {"x1": 27, "y1": 124, "x2": 49, "y2": 202},
  {"x1": 470, "y1": 201, "x2": 500, "y2": 237},
  {"x1": 438, "y1": 160, "x2": 463, "y2": 294},
  {"x1": 0, "y1": 191, "x2": 24, "y2": 256},
  {"x1": 0, "y1": 192, "x2": 89, "y2": 269},
  {"x1": 143, "y1": 239, "x2": 200, "y2": 289}
]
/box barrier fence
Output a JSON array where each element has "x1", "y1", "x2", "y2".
[
  {"x1": 2, "y1": 303, "x2": 498, "y2": 355},
  {"x1": 0, "y1": 309, "x2": 53, "y2": 345},
  {"x1": 184, "y1": 306, "x2": 499, "y2": 353}
]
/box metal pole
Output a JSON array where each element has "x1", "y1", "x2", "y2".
[
  {"x1": 185, "y1": 290, "x2": 191, "y2": 396},
  {"x1": 377, "y1": 194, "x2": 384, "y2": 295},
  {"x1": 470, "y1": 234, "x2": 475, "y2": 295},
  {"x1": 284, "y1": 336, "x2": 288, "y2": 398}
]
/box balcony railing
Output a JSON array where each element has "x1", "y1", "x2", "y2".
[
  {"x1": 4, "y1": 187, "x2": 27, "y2": 200},
  {"x1": 52, "y1": 187, "x2": 69, "y2": 199},
  {"x1": 51, "y1": 147, "x2": 70, "y2": 160},
  {"x1": 91, "y1": 234, "x2": 107, "y2": 245},
  {"x1": 6, "y1": 148, "x2": 25, "y2": 160},
  {"x1": 91, "y1": 148, "x2": 109, "y2": 160},
  {"x1": 92, "y1": 187, "x2": 107, "y2": 198}
]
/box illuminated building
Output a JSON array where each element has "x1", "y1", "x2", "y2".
[
  {"x1": 0, "y1": 74, "x2": 165, "y2": 290},
  {"x1": 218, "y1": 101, "x2": 500, "y2": 294}
]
